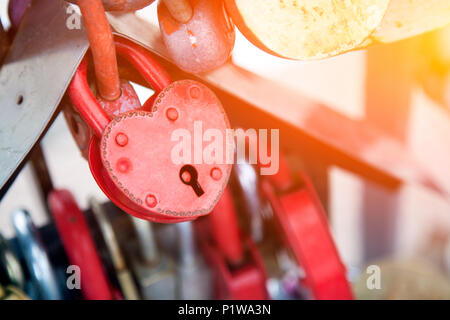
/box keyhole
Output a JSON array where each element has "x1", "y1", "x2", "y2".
[{"x1": 179, "y1": 165, "x2": 204, "y2": 197}]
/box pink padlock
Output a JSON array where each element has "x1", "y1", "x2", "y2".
[{"x1": 158, "y1": 0, "x2": 235, "y2": 73}]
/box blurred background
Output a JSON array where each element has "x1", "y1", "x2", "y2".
[{"x1": 1, "y1": 2, "x2": 450, "y2": 299}]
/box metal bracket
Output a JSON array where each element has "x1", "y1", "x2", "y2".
[{"x1": 0, "y1": 0, "x2": 89, "y2": 193}]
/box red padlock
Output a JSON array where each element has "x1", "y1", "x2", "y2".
[
  {"x1": 64, "y1": 68, "x2": 143, "y2": 159},
  {"x1": 158, "y1": 0, "x2": 235, "y2": 73},
  {"x1": 68, "y1": 36, "x2": 231, "y2": 223},
  {"x1": 48, "y1": 189, "x2": 114, "y2": 300},
  {"x1": 261, "y1": 156, "x2": 354, "y2": 300},
  {"x1": 198, "y1": 187, "x2": 268, "y2": 299}
]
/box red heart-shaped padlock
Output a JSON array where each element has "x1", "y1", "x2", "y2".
[
  {"x1": 101, "y1": 80, "x2": 231, "y2": 219},
  {"x1": 68, "y1": 36, "x2": 232, "y2": 223}
]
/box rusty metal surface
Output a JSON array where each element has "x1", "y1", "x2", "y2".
[
  {"x1": 0, "y1": 0, "x2": 89, "y2": 192},
  {"x1": 78, "y1": 0, "x2": 121, "y2": 101}
]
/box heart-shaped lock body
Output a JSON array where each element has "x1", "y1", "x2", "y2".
[
  {"x1": 69, "y1": 36, "x2": 231, "y2": 223},
  {"x1": 101, "y1": 80, "x2": 231, "y2": 219}
]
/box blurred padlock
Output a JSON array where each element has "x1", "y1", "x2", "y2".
[
  {"x1": 175, "y1": 222, "x2": 212, "y2": 299},
  {"x1": 231, "y1": 143, "x2": 308, "y2": 299},
  {"x1": 0, "y1": 285, "x2": 29, "y2": 300},
  {"x1": 11, "y1": 209, "x2": 63, "y2": 300},
  {"x1": 158, "y1": 0, "x2": 235, "y2": 73},
  {"x1": 224, "y1": 0, "x2": 389, "y2": 59},
  {"x1": 68, "y1": 36, "x2": 231, "y2": 223},
  {"x1": 232, "y1": 149, "x2": 269, "y2": 243},
  {"x1": 90, "y1": 198, "x2": 140, "y2": 300},
  {"x1": 260, "y1": 154, "x2": 353, "y2": 300},
  {"x1": 226, "y1": 0, "x2": 450, "y2": 59},
  {"x1": 48, "y1": 190, "x2": 114, "y2": 300},
  {"x1": 198, "y1": 187, "x2": 268, "y2": 299},
  {"x1": 128, "y1": 217, "x2": 176, "y2": 300},
  {"x1": 0, "y1": 234, "x2": 24, "y2": 290}
]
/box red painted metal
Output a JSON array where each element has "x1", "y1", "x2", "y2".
[
  {"x1": 62, "y1": 103, "x2": 92, "y2": 159},
  {"x1": 97, "y1": 79, "x2": 142, "y2": 118},
  {"x1": 158, "y1": 0, "x2": 235, "y2": 73},
  {"x1": 69, "y1": 59, "x2": 110, "y2": 138},
  {"x1": 114, "y1": 36, "x2": 172, "y2": 93},
  {"x1": 87, "y1": 137, "x2": 193, "y2": 223},
  {"x1": 69, "y1": 36, "x2": 230, "y2": 222},
  {"x1": 197, "y1": 187, "x2": 268, "y2": 300},
  {"x1": 77, "y1": 0, "x2": 121, "y2": 101},
  {"x1": 67, "y1": 36, "x2": 172, "y2": 137},
  {"x1": 48, "y1": 189, "x2": 113, "y2": 300},
  {"x1": 208, "y1": 187, "x2": 244, "y2": 265},
  {"x1": 100, "y1": 80, "x2": 231, "y2": 220},
  {"x1": 264, "y1": 150, "x2": 293, "y2": 192},
  {"x1": 261, "y1": 165, "x2": 354, "y2": 300},
  {"x1": 202, "y1": 238, "x2": 268, "y2": 300},
  {"x1": 65, "y1": 35, "x2": 172, "y2": 156}
]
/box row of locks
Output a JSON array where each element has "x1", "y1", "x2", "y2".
[
  {"x1": 0, "y1": 0, "x2": 354, "y2": 299},
  {"x1": 1, "y1": 151, "x2": 352, "y2": 300}
]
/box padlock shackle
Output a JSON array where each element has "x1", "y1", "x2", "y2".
[
  {"x1": 262, "y1": 172, "x2": 354, "y2": 300},
  {"x1": 69, "y1": 59, "x2": 110, "y2": 137},
  {"x1": 115, "y1": 36, "x2": 172, "y2": 92},
  {"x1": 68, "y1": 36, "x2": 174, "y2": 138}
]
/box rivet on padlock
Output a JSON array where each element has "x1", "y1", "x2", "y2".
[
  {"x1": 63, "y1": 78, "x2": 141, "y2": 159},
  {"x1": 68, "y1": 36, "x2": 231, "y2": 223},
  {"x1": 158, "y1": 0, "x2": 235, "y2": 73}
]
